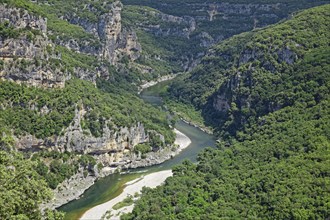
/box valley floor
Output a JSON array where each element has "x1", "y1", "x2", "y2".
[{"x1": 80, "y1": 129, "x2": 191, "y2": 220}]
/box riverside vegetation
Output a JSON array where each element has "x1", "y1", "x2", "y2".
[
  {"x1": 0, "y1": 0, "x2": 175, "y2": 218},
  {"x1": 122, "y1": 4, "x2": 330, "y2": 220},
  {"x1": 0, "y1": 0, "x2": 329, "y2": 219}
]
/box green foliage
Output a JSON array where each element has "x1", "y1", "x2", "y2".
[
  {"x1": 134, "y1": 143, "x2": 151, "y2": 155},
  {"x1": 0, "y1": 149, "x2": 53, "y2": 219},
  {"x1": 165, "y1": 98, "x2": 206, "y2": 129},
  {"x1": 4, "y1": 0, "x2": 101, "y2": 46},
  {"x1": 44, "y1": 209, "x2": 65, "y2": 220},
  {"x1": 121, "y1": 5, "x2": 199, "y2": 77},
  {"x1": 168, "y1": 4, "x2": 330, "y2": 137},
  {"x1": 124, "y1": 92, "x2": 330, "y2": 220},
  {"x1": 0, "y1": 20, "x2": 41, "y2": 43},
  {"x1": 123, "y1": 0, "x2": 327, "y2": 17},
  {"x1": 0, "y1": 78, "x2": 174, "y2": 144},
  {"x1": 97, "y1": 162, "x2": 104, "y2": 172},
  {"x1": 113, "y1": 196, "x2": 134, "y2": 210},
  {"x1": 123, "y1": 5, "x2": 330, "y2": 220},
  {"x1": 133, "y1": 28, "x2": 182, "y2": 76},
  {"x1": 122, "y1": 0, "x2": 328, "y2": 78},
  {"x1": 36, "y1": 0, "x2": 115, "y2": 23},
  {"x1": 79, "y1": 155, "x2": 96, "y2": 167},
  {"x1": 47, "y1": 15, "x2": 98, "y2": 45},
  {"x1": 32, "y1": 151, "x2": 80, "y2": 189},
  {"x1": 0, "y1": 21, "x2": 20, "y2": 38}
]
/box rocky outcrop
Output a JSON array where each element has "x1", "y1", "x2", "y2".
[
  {"x1": 55, "y1": 108, "x2": 148, "y2": 155},
  {"x1": 0, "y1": 2, "x2": 143, "y2": 87},
  {"x1": 41, "y1": 125, "x2": 184, "y2": 210},
  {"x1": 135, "y1": 9, "x2": 196, "y2": 39},
  {"x1": 239, "y1": 47, "x2": 297, "y2": 67},
  {"x1": 209, "y1": 45, "x2": 299, "y2": 117},
  {"x1": 0, "y1": 5, "x2": 70, "y2": 88},
  {"x1": 99, "y1": 1, "x2": 123, "y2": 64},
  {"x1": 213, "y1": 94, "x2": 230, "y2": 112},
  {"x1": 61, "y1": 1, "x2": 142, "y2": 65},
  {"x1": 0, "y1": 5, "x2": 47, "y2": 32},
  {"x1": 0, "y1": 56, "x2": 69, "y2": 88},
  {"x1": 13, "y1": 106, "x2": 149, "y2": 158},
  {"x1": 16, "y1": 103, "x2": 176, "y2": 210},
  {"x1": 41, "y1": 168, "x2": 98, "y2": 211},
  {"x1": 204, "y1": 3, "x2": 280, "y2": 21},
  {"x1": 15, "y1": 106, "x2": 172, "y2": 170},
  {"x1": 100, "y1": 4, "x2": 142, "y2": 65},
  {"x1": 34, "y1": 104, "x2": 181, "y2": 210}
]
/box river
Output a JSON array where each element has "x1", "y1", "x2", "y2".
[{"x1": 58, "y1": 80, "x2": 216, "y2": 219}]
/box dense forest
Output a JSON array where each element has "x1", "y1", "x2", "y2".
[
  {"x1": 122, "y1": 4, "x2": 330, "y2": 219},
  {"x1": 123, "y1": 0, "x2": 329, "y2": 71},
  {"x1": 0, "y1": 141, "x2": 66, "y2": 219},
  {"x1": 168, "y1": 3, "x2": 330, "y2": 137},
  {"x1": 0, "y1": 0, "x2": 329, "y2": 219},
  {"x1": 123, "y1": 100, "x2": 330, "y2": 219},
  {"x1": 0, "y1": 0, "x2": 177, "y2": 218}
]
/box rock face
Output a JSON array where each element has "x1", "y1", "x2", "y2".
[
  {"x1": 0, "y1": 1, "x2": 142, "y2": 87},
  {"x1": 35, "y1": 106, "x2": 178, "y2": 210},
  {"x1": 99, "y1": 1, "x2": 123, "y2": 64},
  {"x1": 0, "y1": 5, "x2": 69, "y2": 88},
  {"x1": 62, "y1": 1, "x2": 141, "y2": 65},
  {"x1": 125, "y1": 0, "x2": 326, "y2": 72},
  {"x1": 147, "y1": 13, "x2": 196, "y2": 39},
  {"x1": 15, "y1": 106, "x2": 170, "y2": 169},
  {"x1": 0, "y1": 5, "x2": 47, "y2": 32},
  {"x1": 203, "y1": 2, "x2": 280, "y2": 21},
  {"x1": 61, "y1": 1, "x2": 143, "y2": 79},
  {"x1": 41, "y1": 168, "x2": 97, "y2": 211},
  {"x1": 207, "y1": 45, "x2": 299, "y2": 120},
  {"x1": 101, "y1": 3, "x2": 142, "y2": 64},
  {"x1": 56, "y1": 108, "x2": 147, "y2": 155},
  {"x1": 1, "y1": 4, "x2": 174, "y2": 206}
]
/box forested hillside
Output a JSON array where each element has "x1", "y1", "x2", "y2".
[
  {"x1": 169, "y1": 3, "x2": 330, "y2": 137},
  {"x1": 0, "y1": 0, "x2": 176, "y2": 217},
  {"x1": 124, "y1": 100, "x2": 330, "y2": 219},
  {"x1": 123, "y1": 0, "x2": 329, "y2": 71},
  {"x1": 123, "y1": 4, "x2": 330, "y2": 219},
  {"x1": 0, "y1": 0, "x2": 329, "y2": 219}
]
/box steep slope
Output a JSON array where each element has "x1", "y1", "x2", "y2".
[
  {"x1": 1, "y1": 0, "x2": 329, "y2": 218},
  {"x1": 0, "y1": 147, "x2": 61, "y2": 219},
  {"x1": 0, "y1": 0, "x2": 176, "y2": 161},
  {"x1": 125, "y1": 100, "x2": 330, "y2": 220},
  {"x1": 1, "y1": 0, "x2": 147, "y2": 86},
  {"x1": 123, "y1": 5, "x2": 330, "y2": 220},
  {"x1": 0, "y1": 0, "x2": 176, "y2": 213},
  {"x1": 122, "y1": 0, "x2": 329, "y2": 71},
  {"x1": 169, "y1": 3, "x2": 330, "y2": 136}
]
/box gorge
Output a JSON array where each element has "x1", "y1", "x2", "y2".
[
  {"x1": 59, "y1": 79, "x2": 216, "y2": 219},
  {"x1": 0, "y1": 0, "x2": 329, "y2": 219}
]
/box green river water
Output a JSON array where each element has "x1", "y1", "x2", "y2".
[{"x1": 59, "y1": 81, "x2": 216, "y2": 219}]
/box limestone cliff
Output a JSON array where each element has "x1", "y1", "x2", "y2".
[
  {"x1": 61, "y1": 1, "x2": 141, "y2": 65},
  {"x1": 0, "y1": 5, "x2": 69, "y2": 88},
  {"x1": 15, "y1": 106, "x2": 172, "y2": 169},
  {"x1": 0, "y1": 1, "x2": 143, "y2": 87},
  {"x1": 209, "y1": 45, "x2": 298, "y2": 115},
  {"x1": 0, "y1": 4, "x2": 174, "y2": 202},
  {"x1": 122, "y1": 0, "x2": 327, "y2": 72},
  {"x1": 30, "y1": 106, "x2": 177, "y2": 210}
]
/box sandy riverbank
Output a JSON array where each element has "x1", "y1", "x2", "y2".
[
  {"x1": 80, "y1": 129, "x2": 191, "y2": 220},
  {"x1": 174, "y1": 128, "x2": 191, "y2": 153},
  {"x1": 80, "y1": 170, "x2": 172, "y2": 220},
  {"x1": 137, "y1": 74, "x2": 177, "y2": 94}
]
